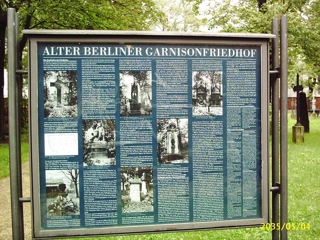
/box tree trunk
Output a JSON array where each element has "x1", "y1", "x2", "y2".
[
  {"x1": 73, "y1": 170, "x2": 79, "y2": 198},
  {"x1": 0, "y1": 21, "x2": 6, "y2": 140},
  {"x1": 257, "y1": 0, "x2": 267, "y2": 11},
  {"x1": 75, "y1": 182, "x2": 79, "y2": 198}
]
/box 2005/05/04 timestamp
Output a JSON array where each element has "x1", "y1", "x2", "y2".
[{"x1": 261, "y1": 223, "x2": 311, "y2": 231}]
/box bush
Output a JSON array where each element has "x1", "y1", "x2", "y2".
[{"x1": 2, "y1": 98, "x2": 28, "y2": 135}]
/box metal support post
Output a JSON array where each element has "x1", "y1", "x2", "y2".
[
  {"x1": 271, "y1": 18, "x2": 280, "y2": 240},
  {"x1": 280, "y1": 15, "x2": 288, "y2": 240},
  {"x1": 15, "y1": 10, "x2": 25, "y2": 238},
  {"x1": 8, "y1": 8, "x2": 24, "y2": 240}
]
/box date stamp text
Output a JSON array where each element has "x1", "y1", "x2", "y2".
[{"x1": 261, "y1": 223, "x2": 310, "y2": 231}]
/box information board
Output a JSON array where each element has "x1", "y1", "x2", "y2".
[{"x1": 26, "y1": 31, "x2": 270, "y2": 238}]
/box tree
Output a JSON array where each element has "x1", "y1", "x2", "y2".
[
  {"x1": 203, "y1": 0, "x2": 320, "y2": 86},
  {"x1": 61, "y1": 169, "x2": 79, "y2": 198},
  {"x1": 257, "y1": 0, "x2": 267, "y2": 11},
  {"x1": 0, "y1": 0, "x2": 163, "y2": 139},
  {"x1": 153, "y1": 0, "x2": 204, "y2": 32},
  {"x1": 300, "y1": 0, "x2": 320, "y2": 77}
]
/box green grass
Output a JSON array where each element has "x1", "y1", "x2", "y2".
[
  {"x1": 0, "y1": 133, "x2": 29, "y2": 178},
  {"x1": 286, "y1": 115, "x2": 320, "y2": 240},
  {"x1": 0, "y1": 140, "x2": 10, "y2": 178},
  {"x1": 1, "y1": 117, "x2": 319, "y2": 239}
]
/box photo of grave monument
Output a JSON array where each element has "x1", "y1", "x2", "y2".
[
  {"x1": 121, "y1": 167, "x2": 153, "y2": 213},
  {"x1": 192, "y1": 71, "x2": 223, "y2": 116},
  {"x1": 82, "y1": 119, "x2": 116, "y2": 166},
  {"x1": 43, "y1": 70, "x2": 77, "y2": 118},
  {"x1": 157, "y1": 118, "x2": 189, "y2": 164},
  {"x1": 120, "y1": 71, "x2": 152, "y2": 116},
  {"x1": 45, "y1": 169, "x2": 80, "y2": 217}
]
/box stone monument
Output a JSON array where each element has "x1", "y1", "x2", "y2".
[
  {"x1": 194, "y1": 82, "x2": 207, "y2": 106},
  {"x1": 129, "y1": 178, "x2": 141, "y2": 202},
  {"x1": 141, "y1": 173, "x2": 147, "y2": 195},
  {"x1": 166, "y1": 122, "x2": 179, "y2": 154},
  {"x1": 130, "y1": 78, "x2": 141, "y2": 116},
  {"x1": 210, "y1": 82, "x2": 222, "y2": 106},
  {"x1": 299, "y1": 91, "x2": 309, "y2": 133},
  {"x1": 310, "y1": 77, "x2": 318, "y2": 119}
]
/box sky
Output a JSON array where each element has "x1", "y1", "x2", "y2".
[{"x1": 3, "y1": 69, "x2": 28, "y2": 98}]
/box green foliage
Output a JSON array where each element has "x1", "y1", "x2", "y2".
[
  {"x1": 301, "y1": 1, "x2": 320, "y2": 76},
  {"x1": 2, "y1": 98, "x2": 28, "y2": 135},
  {"x1": 17, "y1": 0, "x2": 160, "y2": 31},
  {"x1": 153, "y1": 0, "x2": 204, "y2": 31},
  {"x1": 204, "y1": 0, "x2": 320, "y2": 86},
  {"x1": 1, "y1": 1, "x2": 163, "y2": 61}
]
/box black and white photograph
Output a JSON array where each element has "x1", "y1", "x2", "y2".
[
  {"x1": 121, "y1": 167, "x2": 153, "y2": 213},
  {"x1": 120, "y1": 71, "x2": 152, "y2": 116},
  {"x1": 82, "y1": 119, "x2": 116, "y2": 166},
  {"x1": 157, "y1": 118, "x2": 189, "y2": 164},
  {"x1": 45, "y1": 170, "x2": 80, "y2": 216},
  {"x1": 44, "y1": 71, "x2": 77, "y2": 118},
  {"x1": 192, "y1": 71, "x2": 223, "y2": 116}
]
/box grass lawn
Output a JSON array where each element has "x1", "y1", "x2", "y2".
[
  {"x1": 0, "y1": 133, "x2": 29, "y2": 179},
  {"x1": 1, "y1": 116, "x2": 319, "y2": 239}
]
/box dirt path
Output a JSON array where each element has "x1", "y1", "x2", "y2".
[{"x1": 0, "y1": 161, "x2": 32, "y2": 240}]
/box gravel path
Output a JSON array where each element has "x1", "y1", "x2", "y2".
[{"x1": 0, "y1": 161, "x2": 32, "y2": 240}]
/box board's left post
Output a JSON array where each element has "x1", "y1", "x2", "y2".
[{"x1": 7, "y1": 7, "x2": 25, "y2": 240}]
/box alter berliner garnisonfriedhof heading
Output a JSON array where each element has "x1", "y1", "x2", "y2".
[{"x1": 25, "y1": 30, "x2": 270, "y2": 238}]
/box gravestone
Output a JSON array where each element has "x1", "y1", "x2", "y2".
[
  {"x1": 141, "y1": 173, "x2": 147, "y2": 194},
  {"x1": 290, "y1": 98, "x2": 296, "y2": 119},
  {"x1": 50, "y1": 80, "x2": 62, "y2": 106},
  {"x1": 210, "y1": 83, "x2": 222, "y2": 106},
  {"x1": 310, "y1": 97, "x2": 317, "y2": 119},
  {"x1": 195, "y1": 82, "x2": 207, "y2": 105},
  {"x1": 89, "y1": 141, "x2": 109, "y2": 165},
  {"x1": 292, "y1": 124, "x2": 304, "y2": 143},
  {"x1": 292, "y1": 73, "x2": 304, "y2": 143},
  {"x1": 141, "y1": 181, "x2": 147, "y2": 195},
  {"x1": 299, "y1": 92, "x2": 309, "y2": 133},
  {"x1": 129, "y1": 178, "x2": 141, "y2": 202},
  {"x1": 166, "y1": 122, "x2": 179, "y2": 154},
  {"x1": 130, "y1": 80, "x2": 141, "y2": 115}
]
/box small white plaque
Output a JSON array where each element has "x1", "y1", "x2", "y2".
[{"x1": 45, "y1": 133, "x2": 78, "y2": 156}]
